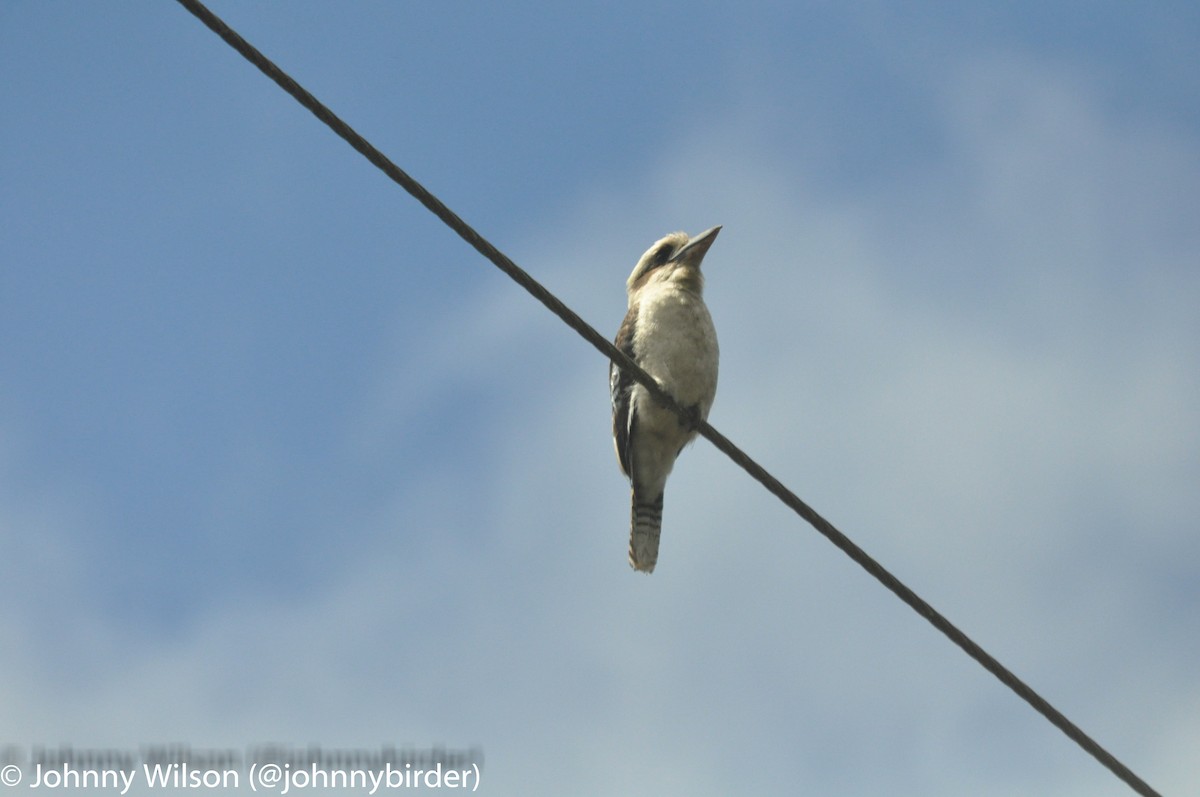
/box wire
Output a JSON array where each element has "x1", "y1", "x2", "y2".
[{"x1": 173, "y1": 2, "x2": 1162, "y2": 795}]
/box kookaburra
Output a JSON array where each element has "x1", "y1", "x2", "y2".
[{"x1": 610, "y1": 226, "x2": 721, "y2": 573}]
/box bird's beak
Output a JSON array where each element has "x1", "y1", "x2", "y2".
[{"x1": 674, "y1": 225, "x2": 722, "y2": 266}]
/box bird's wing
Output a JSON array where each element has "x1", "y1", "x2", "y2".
[{"x1": 610, "y1": 305, "x2": 638, "y2": 478}]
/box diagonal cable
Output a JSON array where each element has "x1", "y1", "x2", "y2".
[{"x1": 172, "y1": 2, "x2": 1162, "y2": 795}]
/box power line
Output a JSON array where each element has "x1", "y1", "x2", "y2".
[{"x1": 173, "y1": 2, "x2": 1162, "y2": 795}]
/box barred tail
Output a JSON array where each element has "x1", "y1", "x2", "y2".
[{"x1": 628, "y1": 490, "x2": 664, "y2": 573}]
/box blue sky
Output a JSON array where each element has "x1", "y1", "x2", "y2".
[{"x1": 2, "y1": 2, "x2": 1197, "y2": 795}]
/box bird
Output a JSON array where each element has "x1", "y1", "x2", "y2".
[{"x1": 610, "y1": 226, "x2": 721, "y2": 573}]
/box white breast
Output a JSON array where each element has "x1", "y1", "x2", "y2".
[{"x1": 631, "y1": 282, "x2": 719, "y2": 412}]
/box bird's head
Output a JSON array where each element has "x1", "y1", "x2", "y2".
[{"x1": 626, "y1": 226, "x2": 721, "y2": 296}]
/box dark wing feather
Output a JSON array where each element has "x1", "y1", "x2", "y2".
[{"x1": 610, "y1": 305, "x2": 638, "y2": 477}]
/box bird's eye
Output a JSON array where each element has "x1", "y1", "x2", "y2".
[{"x1": 654, "y1": 244, "x2": 674, "y2": 265}]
